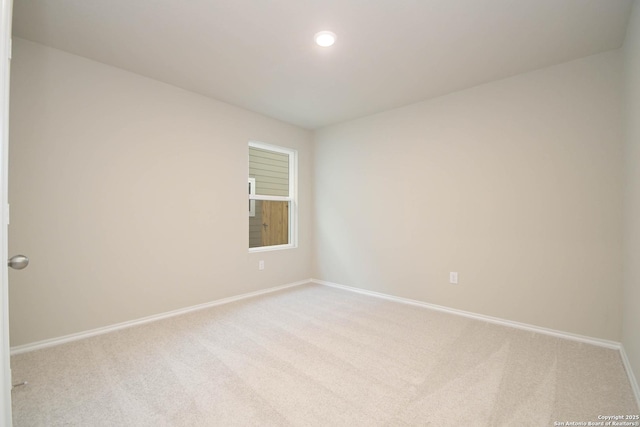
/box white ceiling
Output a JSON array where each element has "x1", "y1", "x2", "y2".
[{"x1": 12, "y1": 0, "x2": 634, "y2": 129}]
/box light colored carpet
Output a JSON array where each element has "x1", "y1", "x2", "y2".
[{"x1": 10, "y1": 283, "x2": 639, "y2": 426}]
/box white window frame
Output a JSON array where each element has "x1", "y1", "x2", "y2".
[
  {"x1": 248, "y1": 141, "x2": 298, "y2": 252},
  {"x1": 248, "y1": 177, "x2": 256, "y2": 217}
]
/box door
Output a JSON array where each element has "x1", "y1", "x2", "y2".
[
  {"x1": 261, "y1": 200, "x2": 288, "y2": 246},
  {"x1": 0, "y1": 0, "x2": 13, "y2": 425}
]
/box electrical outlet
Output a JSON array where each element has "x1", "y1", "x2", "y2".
[
  {"x1": 259, "y1": 260, "x2": 265, "y2": 270},
  {"x1": 449, "y1": 272, "x2": 458, "y2": 284}
]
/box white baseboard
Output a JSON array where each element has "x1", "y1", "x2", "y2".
[
  {"x1": 620, "y1": 345, "x2": 640, "y2": 409},
  {"x1": 311, "y1": 279, "x2": 621, "y2": 350},
  {"x1": 10, "y1": 279, "x2": 311, "y2": 355}
]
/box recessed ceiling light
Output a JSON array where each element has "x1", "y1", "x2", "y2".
[{"x1": 314, "y1": 31, "x2": 336, "y2": 47}]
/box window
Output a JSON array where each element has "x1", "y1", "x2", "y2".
[{"x1": 248, "y1": 141, "x2": 297, "y2": 251}]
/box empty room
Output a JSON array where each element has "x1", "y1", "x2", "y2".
[{"x1": 1, "y1": 0, "x2": 639, "y2": 425}]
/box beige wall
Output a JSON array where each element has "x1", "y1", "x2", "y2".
[
  {"x1": 8, "y1": 38, "x2": 313, "y2": 346},
  {"x1": 623, "y1": 0, "x2": 640, "y2": 395},
  {"x1": 314, "y1": 50, "x2": 624, "y2": 341},
  {"x1": 7, "y1": 32, "x2": 632, "y2": 351}
]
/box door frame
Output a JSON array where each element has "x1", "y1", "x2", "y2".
[{"x1": 0, "y1": 0, "x2": 13, "y2": 425}]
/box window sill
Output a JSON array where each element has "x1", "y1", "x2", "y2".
[{"x1": 249, "y1": 244, "x2": 297, "y2": 253}]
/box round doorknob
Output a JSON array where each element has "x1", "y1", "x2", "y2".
[{"x1": 8, "y1": 255, "x2": 29, "y2": 270}]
